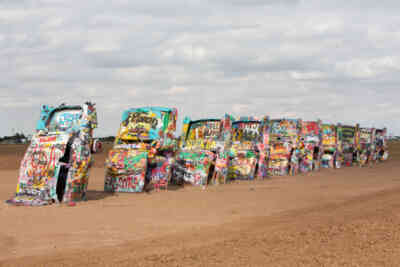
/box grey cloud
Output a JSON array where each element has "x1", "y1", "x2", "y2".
[
  {"x1": 0, "y1": 0, "x2": 399, "y2": 136},
  {"x1": 214, "y1": 0, "x2": 300, "y2": 6}
]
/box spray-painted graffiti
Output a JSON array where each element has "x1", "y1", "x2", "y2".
[
  {"x1": 228, "y1": 117, "x2": 263, "y2": 180},
  {"x1": 7, "y1": 102, "x2": 97, "y2": 206},
  {"x1": 340, "y1": 125, "x2": 358, "y2": 167},
  {"x1": 375, "y1": 128, "x2": 388, "y2": 162},
  {"x1": 175, "y1": 151, "x2": 213, "y2": 186},
  {"x1": 184, "y1": 120, "x2": 222, "y2": 150},
  {"x1": 105, "y1": 150, "x2": 147, "y2": 192},
  {"x1": 357, "y1": 127, "x2": 375, "y2": 166},
  {"x1": 176, "y1": 115, "x2": 232, "y2": 186},
  {"x1": 105, "y1": 107, "x2": 177, "y2": 193},
  {"x1": 267, "y1": 119, "x2": 301, "y2": 176},
  {"x1": 119, "y1": 111, "x2": 164, "y2": 141},
  {"x1": 320, "y1": 124, "x2": 342, "y2": 169},
  {"x1": 299, "y1": 121, "x2": 322, "y2": 173}
]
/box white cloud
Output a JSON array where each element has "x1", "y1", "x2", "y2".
[
  {"x1": 0, "y1": 0, "x2": 400, "y2": 136},
  {"x1": 165, "y1": 86, "x2": 188, "y2": 95},
  {"x1": 335, "y1": 57, "x2": 400, "y2": 79},
  {"x1": 232, "y1": 104, "x2": 249, "y2": 114}
]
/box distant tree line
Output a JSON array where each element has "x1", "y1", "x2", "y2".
[{"x1": 0, "y1": 132, "x2": 29, "y2": 144}]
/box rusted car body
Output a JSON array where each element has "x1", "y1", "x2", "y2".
[
  {"x1": 267, "y1": 118, "x2": 302, "y2": 176},
  {"x1": 104, "y1": 107, "x2": 177, "y2": 193},
  {"x1": 7, "y1": 103, "x2": 98, "y2": 206},
  {"x1": 228, "y1": 116, "x2": 264, "y2": 180},
  {"x1": 299, "y1": 121, "x2": 322, "y2": 172},
  {"x1": 174, "y1": 115, "x2": 232, "y2": 186}
]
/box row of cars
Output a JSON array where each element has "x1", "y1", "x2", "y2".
[
  {"x1": 175, "y1": 116, "x2": 388, "y2": 185},
  {"x1": 7, "y1": 103, "x2": 388, "y2": 206}
]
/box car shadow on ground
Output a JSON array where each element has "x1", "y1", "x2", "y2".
[
  {"x1": 86, "y1": 190, "x2": 115, "y2": 201},
  {"x1": 142, "y1": 183, "x2": 184, "y2": 193}
]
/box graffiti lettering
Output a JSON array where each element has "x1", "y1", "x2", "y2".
[
  {"x1": 232, "y1": 122, "x2": 260, "y2": 141},
  {"x1": 117, "y1": 177, "x2": 133, "y2": 189},
  {"x1": 188, "y1": 121, "x2": 221, "y2": 140},
  {"x1": 127, "y1": 112, "x2": 158, "y2": 129}
]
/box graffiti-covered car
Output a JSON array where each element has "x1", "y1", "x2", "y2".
[
  {"x1": 174, "y1": 115, "x2": 232, "y2": 186},
  {"x1": 321, "y1": 124, "x2": 341, "y2": 168},
  {"x1": 104, "y1": 107, "x2": 177, "y2": 193},
  {"x1": 299, "y1": 121, "x2": 322, "y2": 173},
  {"x1": 7, "y1": 102, "x2": 98, "y2": 206},
  {"x1": 268, "y1": 118, "x2": 302, "y2": 176},
  {"x1": 340, "y1": 124, "x2": 359, "y2": 167},
  {"x1": 357, "y1": 127, "x2": 376, "y2": 166},
  {"x1": 228, "y1": 117, "x2": 265, "y2": 180},
  {"x1": 375, "y1": 128, "x2": 388, "y2": 161}
]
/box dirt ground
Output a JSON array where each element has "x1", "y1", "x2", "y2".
[{"x1": 0, "y1": 142, "x2": 399, "y2": 266}]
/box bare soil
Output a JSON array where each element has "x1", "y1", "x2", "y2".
[{"x1": 0, "y1": 142, "x2": 399, "y2": 266}]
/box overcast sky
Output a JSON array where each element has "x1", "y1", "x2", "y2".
[{"x1": 1, "y1": 0, "x2": 399, "y2": 137}]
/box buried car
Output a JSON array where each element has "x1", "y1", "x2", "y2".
[
  {"x1": 7, "y1": 102, "x2": 98, "y2": 206},
  {"x1": 267, "y1": 118, "x2": 302, "y2": 176},
  {"x1": 104, "y1": 107, "x2": 178, "y2": 193},
  {"x1": 174, "y1": 115, "x2": 232, "y2": 186},
  {"x1": 320, "y1": 124, "x2": 342, "y2": 168},
  {"x1": 299, "y1": 120, "x2": 322, "y2": 173},
  {"x1": 228, "y1": 116, "x2": 266, "y2": 180},
  {"x1": 340, "y1": 124, "x2": 359, "y2": 167},
  {"x1": 357, "y1": 127, "x2": 376, "y2": 166},
  {"x1": 375, "y1": 128, "x2": 389, "y2": 161}
]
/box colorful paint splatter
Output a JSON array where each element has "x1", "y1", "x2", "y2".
[
  {"x1": 268, "y1": 119, "x2": 301, "y2": 176},
  {"x1": 104, "y1": 107, "x2": 177, "y2": 193},
  {"x1": 7, "y1": 102, "x2": 98, "y2": 206},
  {"x1": 175, "y1": 115, "x2": 232, "y2": 186},
  {"x1": 299, "y1": 121, "x2": 322, "y2": 173},
  {"x1": 340, "y1": 125, "x2": 358, "y2": 167},
  {"x1": 228, "y1": 117, "x2": 263, "y2": 180},
  {"x1": 320, "y1": 124, "x2": 341, "y2": 168}
]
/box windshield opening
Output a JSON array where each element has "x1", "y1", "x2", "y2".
[
  {"x1": 46, "y1": 108, "x2": 82, "y2": 133},
  {"x1": 231, "y1": 121, "x2": 261, "y2": 142},
  {"x1": 186, "y1": 120, "x2": 221, "y2": 141}
]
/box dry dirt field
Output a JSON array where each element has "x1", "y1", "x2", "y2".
[{"x1": 1, "y1": 142, "x2": 400, "y2": 266}]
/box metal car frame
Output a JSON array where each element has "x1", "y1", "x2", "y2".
[
  {"x1": 299, "y1": 120, "x2": 323, "y2": 173},
  {"x1": 267, "y1": 118, "x2": 302, "y2": 176},
  {"x1": 104, "y1": 107, "x2": 178, "y2": 193},
  {"x1": 339, "y1": 124, "x2": 359, "y2": 167},
  {"x1": 227, "y1": 116, "x2": 266, "y2": 180},
  {"x1": 357, "y1": 127, "x2": 376, "y2": 166},
  {"x1": 375, "y1": 128, "x2": 388, "y2": 162},
  {"x1": 7, "y1": 102, "x2": 98, "y2": 206},
  {"x1": 320, "y1": 124, "x2": 342, "y2": 169},
  {"x1": 174, "y1": 115, "x2": 232, "y2": 186}
]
